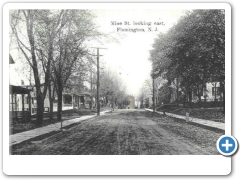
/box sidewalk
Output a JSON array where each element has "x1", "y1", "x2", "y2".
[
  {"x1": 145, "y1": 108, "x2": 225, "y2": 131},
  {"x1": 10, "y1": 111, "x2": 109, "y2": 146}
]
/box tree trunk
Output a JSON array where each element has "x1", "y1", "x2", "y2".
[
  {"x1": 90, "y1": 71, "x2": 93, "y2": 110},
  {"x1": 183, "y1": 93, "x2": 186, "y2": 108},
  {"x1": 48, "y1": 83, "x2": 54, "y2": 121},
  {"x1": 204, "y1": 84, "x2": 207, "y2": 102},
  {"x1": 90, "y1": 96, "x2": 93, "y2": 110},
  {"x1": 188, "y1": 90, "x2": 192, "y2": 103},
  {"x1": 57, "y1": 86, "x2": 63, "y2": 128},
  {"x1": 197, "y1": 85, "x2": 201, "y2": 102},
  {"x1": 176, "y1": 78, "x2": 179, "y2": 105},
  {"x1": 152, "y1": 78, "x2": 155, "y2": 112},
  {"x1": 47, "y1": 39, "x2": 54, "y2": 120},
  {"x1": 28, "y1": 11, "x2": 45, "y2": 125},
  {"x1": 214, "y1": 82, "x2": 217, "y2": 101},
  {"x1": 27, "y1": 11, "x2": 49, "y2": 125},
  {"x1": 36, "y1": 94, "x2": 44, "y2": 125},
  {"x1": 168, "y1": 92, "x2": 171, "y2": 104},
  {"x1": 106, "y1": 96, "x2": 108, "y2": 105}
]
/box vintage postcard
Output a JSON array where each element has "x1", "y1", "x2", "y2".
[{"x1": 3, "y1": 2, "x2": 232, "y2": 175}]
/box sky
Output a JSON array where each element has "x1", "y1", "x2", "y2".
[
  {"x1": 91, "y1": 9, "x2": 186, "y2": 96},
  {"x1": 9, "y1": 9, "x2": 186, "y2": 97}
]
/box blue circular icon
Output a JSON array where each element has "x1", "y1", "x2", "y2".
[{"x1": 217, "y1": 135, "x2": 238, "y2": 156}]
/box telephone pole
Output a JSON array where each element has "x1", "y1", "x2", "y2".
[
  {"x1": 90, "y1": 47, "x2": 107, "y2": 116},
  {"x1": 90, "y1": 69, "x2": 93, "y2": 110},
  {"x1": 152, "y1": 77, "x2": 156, "y2": 112},
  {"x1": 96, "y1": 48, "x2": 100, "y2": 115}
]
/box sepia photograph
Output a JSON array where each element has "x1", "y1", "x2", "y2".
[{"x1": 7, "y1": 5, "x2": 226, "y2": 156}]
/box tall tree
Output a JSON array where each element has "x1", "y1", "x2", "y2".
[
  {"x1": 150, "y1": 10, "x2": 225, "y2": 104},
  {"x1": 35, "y1": 10, "x2": 69, "y2": 121},
  {"x1": 10, "y1": 10, "x2": 47, "y2": 124},
  {"x1": 99, "y1": 68, "x2": 128, "y2": 108},
  {"x1": 50, "y1": 10, "x2": 98, "y2": 123}
]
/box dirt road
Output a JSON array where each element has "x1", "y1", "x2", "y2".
[{"x1": 11, "y1": 109, "x2": 223, "y2": 155}]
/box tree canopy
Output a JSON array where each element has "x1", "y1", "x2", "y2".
[{"x1": 149, "y1": 10, "x2": 225, "y2": 102}]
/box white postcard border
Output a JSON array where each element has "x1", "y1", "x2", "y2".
[{"x1": 3, "y1": 2, "x2": 231, "y2": 175}]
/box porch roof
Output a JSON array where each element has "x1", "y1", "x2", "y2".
[
  {"x1": 10, "y1": 85, "x2": 32, "y2": 94},
  {"x1": 63, "y1": 92, "x2": 91, "y2": 97}
]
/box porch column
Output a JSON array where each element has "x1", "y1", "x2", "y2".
[
  {"x1": 15, "y1": 94, "x2": 17, "y2": 117},
  {"x1": 22, "y1": 94, "x2": 24, "y2": 112},
  {"x1": 22, "y1": 94, "x2": 25, "y2": 119},
  {"x1": 11, "y1": 93, "x2": 14, "y2": 112},
  {"x1": 10, "y1": 93, "x2": 13, "y2": 120}
]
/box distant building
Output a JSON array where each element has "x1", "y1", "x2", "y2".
[
  {"x1": 193, "y1": 82, "x2": 222, "y2": 102},
  {"x1": 127, "y1": 95, "x2": 135, "y2": 109}
]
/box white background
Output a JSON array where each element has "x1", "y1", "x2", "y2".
[{"x1": 1, "y1": 0, "x2": 239, "y2": 180}]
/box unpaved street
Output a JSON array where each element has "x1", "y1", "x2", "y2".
[{"x1": 11, "y1": 110, "x2": 223, "y2": 155}]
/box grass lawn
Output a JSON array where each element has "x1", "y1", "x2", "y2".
[
  {"x1": 10, "y1": 107, "x2": 111, "y2": 135},
  {"x1": 163, "y1": 107, "x2": 225, "y2": 123}
]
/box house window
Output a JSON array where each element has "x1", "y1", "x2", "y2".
[{"x1": 212, "y1": 87, "x2": 220, "y2": 96}]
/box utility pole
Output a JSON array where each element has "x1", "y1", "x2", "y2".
[
  {"x1": 152, "y1": 77, "x2": 156, "y2": 112},
  {"x1": 96, "y1": 48, "x2": 100, "y2": 115},
  {"x1": 89, "y1": 47, "x2": 107, "y2": 116},
  {"x1": 90, "y1": 70, "x2": 93, "y2": 110}
]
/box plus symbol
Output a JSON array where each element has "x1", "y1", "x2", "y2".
[{"x1": 222, "y1": 139, "x2": 233, "y2": 151}]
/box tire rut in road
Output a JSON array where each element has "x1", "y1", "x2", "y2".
[
  {"x1": 74, "y1": 113, "x2": 125, "y2": 155},
  {"x1": 117, "y1": 110, "x2": 220, "y2": 155}
]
